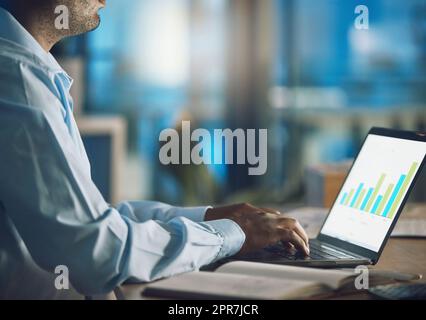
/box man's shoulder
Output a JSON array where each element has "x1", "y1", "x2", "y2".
[
  {"x1": 0, "y1": 38, "x2": 59, "y2": 107},
  {"x1": 0, "y1": 37, "x2": 52, "y2": 73}
]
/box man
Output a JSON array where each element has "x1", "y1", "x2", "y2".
[{"x1": 0, "y1": 0, "x2": 309, "y2": 299}]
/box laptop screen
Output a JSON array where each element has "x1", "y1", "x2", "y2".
[{"x1": 320, "y1": 133, "x2": 426, "y2": 252}]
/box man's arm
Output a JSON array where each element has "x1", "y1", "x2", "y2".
[
  {"x1": 0, "y1": 102, "x2": 245, "y2": 295},
  {"x1": 116, "y1": 200, "x2": 210, "y2": 223}
]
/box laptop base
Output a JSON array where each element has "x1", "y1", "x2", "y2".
[{"x1": 235, "y1": 239, "x2": 372, "y2": 268}]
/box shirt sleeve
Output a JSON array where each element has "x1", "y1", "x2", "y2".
[
  {"x1": 0, "y1": 102, "x2": 246, "y2": 295},
  {"x1": 116, "y1": 200, "x2": 211, "y2": 223}
]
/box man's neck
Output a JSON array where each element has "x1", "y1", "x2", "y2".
[
  {"x1": 21, "y1": 18, "x2": 59, "y2": 52},
  {"x1": 7, "y1": 7, "x2": 60, "y2": 52}
]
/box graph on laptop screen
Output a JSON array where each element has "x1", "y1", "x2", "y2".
[{"x1": 321, "y1": 134, "x2": 426, "y2": 252}]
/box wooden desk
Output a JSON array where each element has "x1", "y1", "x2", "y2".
[
  {"x1": 330, "y1": 238, "x2": 426, "y2": 300},
  {"x1": 119, "y1": 238, "x2": 426, "y2": 300},
  {"x1": 374, "y1": 239, "x2": 426, "y2": 277},
  {"x1": 120, "y1": 204, "x2": 426, "y2": 300}
]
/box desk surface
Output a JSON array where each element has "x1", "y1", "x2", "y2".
[
  {"x1": 120, "y1": 237, "x2": 426, "y2": 300},
  {"x1": 331, "y1": 238, "x2": 426, "y2": 300},
  {"x1": 374, "y1": 239, "x2": 426, "y2": 276},
  {"x1": 120, "y1": 204, "x2": 426, "y2": 300}
]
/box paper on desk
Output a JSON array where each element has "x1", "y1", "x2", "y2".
[{"x1": 391, "y1": 219, "x2": 426, "y2": 238}]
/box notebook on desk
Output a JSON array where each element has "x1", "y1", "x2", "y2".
[{"x1": 142, "y1": 261, "x2": 391, "y2": 300}]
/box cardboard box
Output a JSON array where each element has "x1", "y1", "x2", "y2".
[{"x1": 305, "y1": 161, "x2": 352, "y2": 208}]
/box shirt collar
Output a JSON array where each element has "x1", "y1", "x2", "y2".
[{"x1": 0, "y1": 6, "x2": 73, "y2": 85}]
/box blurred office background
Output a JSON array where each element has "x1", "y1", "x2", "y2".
[{"x1": 52, "y1": 0, "x2": 426, "y2": 208}]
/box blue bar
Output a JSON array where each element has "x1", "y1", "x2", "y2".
[
  {"x1": 371, "y1": 195, "x2": 383, "y2": 214},
  {"x1": 340, "y1": 193, "x2": 348, "y2": 205},
  {"x1": 350, "y1": 183, "x2": 364, "y2": 207},
  {"x1": 382, "y1": 174, "x2": 406, "y2": 217},
  {"x1": 361, "y1": 188, "x2": 374, "y2": 211}
]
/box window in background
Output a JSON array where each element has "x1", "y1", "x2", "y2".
[
  {"x1": 274, "y1": 0, "x2": 426, "y2": 108},
  {"x1": 85, "y1": 0, "x2": 229, "y2": 205},
  {"x1": 55, "y1": 0, "x2": 425, "y2": 205},
  {"x1": 269, "y1": 0, "x2": 426, "y2": 202}
]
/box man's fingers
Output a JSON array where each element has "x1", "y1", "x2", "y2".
[
  {"x1": 279, "y1": 229, "x2": 309, "y2": 256},
  {"x1": 282, "y1": 242, "x2": 295, "y2": 253},
  {"x1": 293, "y1": 220, "x2": 309, "y2": 248},
  {"x1": 277, "y1": 218, "x2": 309, "y2": 248},
  {"x1": 259, "y1": 207, "x2": 281, "y2": 215}
]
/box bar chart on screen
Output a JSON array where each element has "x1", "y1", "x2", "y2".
[
  {"x1": 321, "y1": 134, "x2": 426, "y2": 252},
  {"x1": 338, "y1": 162, "x2": 419, "y2": 219}
]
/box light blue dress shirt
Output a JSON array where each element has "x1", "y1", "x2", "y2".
[{"x1": 0, "y1": 7, "x2": 245, "y2": 299}]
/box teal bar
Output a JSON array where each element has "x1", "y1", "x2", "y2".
[
  {"x1": 340, "y1": 193, "x2": 348, "y2": 205},
  {"x1": 382, "y1": 174, "x2": 406, "y2": 217},
  {"x1": 344, "y1": 189, "x2": 354, "y2": 206},
  {"x1": 350, "y1": 183, "x2": 364, "y2": 207},
  {"x1": 388, "y1": 162, "x2": 419, "y2": 219},
  {"x1": 371, "y1": 195, "x2": 383, "y2": 214},
  {"x1": 361, "y1": 188, "x2": 374, "y2": 211}
]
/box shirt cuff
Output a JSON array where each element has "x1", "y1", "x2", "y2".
[
  {"x1": 201, "y1": 219, "x2": 246, "y2": 261},
  {"x1": 172, "y1": 206, "x2": 212, "y2": 222}
]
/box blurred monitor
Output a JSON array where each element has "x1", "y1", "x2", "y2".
[{"x1": 77, "y1": 117, "x2": 126, "y2": 204}]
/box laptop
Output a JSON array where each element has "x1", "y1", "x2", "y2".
[{"x1": 241, "y1": 127, "x2": 426, "y2": 268}]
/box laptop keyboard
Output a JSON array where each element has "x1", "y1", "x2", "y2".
[{"x1": 264, "y1": 240, "x2": 359, "y2": 261}]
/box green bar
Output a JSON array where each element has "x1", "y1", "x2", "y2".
[
  {"x1": 354, "y1": 189, "x2": 366, "y2": 209},
  {"x1": 377, "y1": 184, "x2": 394, "y2": 215},
  {"x1": 365, "y1": 174, "x2": 386, "y2": 212},
  {"x1": 388, "y1": 162, "x2": 419, "y2": 219},
  {"x1": 371, "y1": 196, "x2": 383, "y2": 214},
  {"x1": 340, "y1": 193, "x2": 348, "y2": 205},
  {"x1": 383, "y1": 175, "x2": 406, "y2": 217},
  {"x1": 344, "y1": 189, "x2": 354, "y2": 206},
  {"x1": 350, "y1": 183, "x2": 364, "y2": 207}
]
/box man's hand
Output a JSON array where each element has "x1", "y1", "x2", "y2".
[{"x1": 205, "y1": 203, "x2": 309, "y2": 256}]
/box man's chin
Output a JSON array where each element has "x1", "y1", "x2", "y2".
[
  {"x1": 93, "y1": 15, "x2": 101, "y2": 30},
  {"x1": 87, "y1": 15, "x2": 101, "y2": 32},
  {"x1": 69, "y1": 16, "x2": 101, "y2": 36}
]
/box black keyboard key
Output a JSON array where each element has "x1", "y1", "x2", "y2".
[
  {"x1": 264, "y1": 241, "x2": 359, "y2": 261},
  {"x1": 308, "y1": 252, "x2": 324, "y2": 259},
  {"x1": 369, "y1": 283, "x2": 426, "y2": 300}
]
